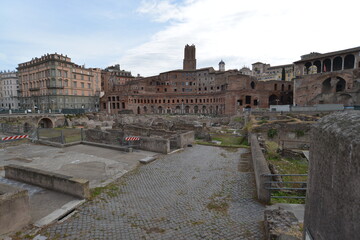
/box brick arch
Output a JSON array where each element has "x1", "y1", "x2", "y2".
[{"x1": 38, "y1": 117, "x2": 54, "y2": 128}]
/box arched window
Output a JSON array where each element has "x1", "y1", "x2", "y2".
[
  {"x1": 336, "y1": 77, "x2": 346, "y2": 92},
  {"x1": 333, "y1": 56, "x2": 342, "y2": 71},
  {"x1": 313, "y1": 60, "x2": 321, "y2": 73},
  {"x1": 251, "y1": 81, "x2": 255, "y2": 89},
  {"x1": 344, "y1": 54, "x2": 355, "y2": 69}
]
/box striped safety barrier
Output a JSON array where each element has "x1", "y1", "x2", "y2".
[
  {"x1": 1, "y1": 135, "x2": 29, "y2": 141},
  {"x1": 125, "y1": 136, "x2": 140, "y2": 141}
]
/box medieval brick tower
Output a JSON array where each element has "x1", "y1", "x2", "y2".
[{"x1": 183, "y1": 44, "x2": 196, "y2": 70}]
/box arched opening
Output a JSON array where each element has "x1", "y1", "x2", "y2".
[
  {"x1": 333, "y1": 56, "x2": 342, "y2": 71},
  {"x1": 175, "y1": 106, "x2": 181, "y2": 114},
  {"x1": 304, "y1": 62, "x2": 312, "y2": 74},
  {"x1": 344, "y1": 54, "x2": 355, "y2": 69},
  {"x1": 23, "y1": 122, "x2": 31, "y2": 133},
  {"x1": 250, "y1": 81, "x2": 255, "y2": 89},
  {"x1": 322, "y1": 78, "x2": 332, "y2": 93},
  {"x1": 254, "y1": 99, "x2": 258, "y2": 106},
  {"x1": 323, "y1": 59, "x2": 331, "y2": 72},
  {"x1": 281, "y1": 84, "x2": 285, "y2": 91},
  {"x1": 336, "y1": 77, "x2": 346, "y2": 92},
  {"x1": 245, "y1": 105, "x2": 251, "y2": 110},
  {"x1": 269, "y1": 95, "x2": 278, "y2": 105},
  {"x1": 143, "y1": 106, "x2": 147, "y2": 113},
  {"x1": 185, "y1": 105, "x2": 190, "y2": 114},
  {"x1": 313, "y1": 60, "x2": 321, "y2": 73},
  {"x1": 158, "y1": 106, "x2": 163, "y2": 114},
  {"x1": 166, "y1": 108, "x2": 171, "y2": 113},
  {"x1": 38, "y1": 118, "x2": 53, "y2": 128},
  {"x1": 209, "y1": 106, "x2": 213, "y2": 114},
  {"x1": 137, "y1": 106, "x2": 140, "y2": 114},
  {"x1": 194, "y1": 105, "x2": 199, "y2": 113},
  {"x1": 216, "y1": 105, "x2": 219, "y2": 114},
  {"x1": 202, "y1": 105, "x2": 207, "y2": 114}
]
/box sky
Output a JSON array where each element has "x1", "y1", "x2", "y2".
[{"x1": 0, "y1": 0, "x2": 359, "y2": 76}]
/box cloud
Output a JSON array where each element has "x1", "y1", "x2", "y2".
[{"x1": 119, "y1": 0, "x2": 360, "y2": 76}]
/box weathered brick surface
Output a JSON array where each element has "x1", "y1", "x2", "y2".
[{"x1": 42, "y1": 145, "x2": 265, "y2": 239}]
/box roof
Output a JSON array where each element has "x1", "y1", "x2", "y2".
[
  {"x1": 252, "y1": 62, "x2": 264, "y2": 65},
  {"x1": 267, "y1": 64, "x2": 293, "y2": 69},
  {"x1": 294, "y1": 46, "x2": 360, "y2": 63}
]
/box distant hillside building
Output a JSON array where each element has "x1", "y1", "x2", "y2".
[
  {"x1": 251, "y1": 62, "x2": 294, "y2": 81},
  {"x1": 17, "y1": 53, "x2": 101, "y2": 112},
  {"x1": 100, "y1": 45, "x2": 293, "y2": 115},
  {"x1": 0, "y1": 70, "x2": 20, "y2": 110}
]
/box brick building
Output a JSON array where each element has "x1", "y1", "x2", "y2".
[
  {"x1": 17, "y1": 53, "x2": 101, "y2": 112},
  {"x1": 293, "y1": 47, "x2": 360, "y2": 106},
  {"x1": 100, "y1": 45, "x2": 293, "y2": 115}
]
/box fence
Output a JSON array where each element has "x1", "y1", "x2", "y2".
[{"x1": 264, "y1": 173, "x2": 307, "y2": 200}]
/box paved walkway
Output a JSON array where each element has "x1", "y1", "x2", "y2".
[{"x1": 40, "y1": 145, "x2": 265, "y2": 240}]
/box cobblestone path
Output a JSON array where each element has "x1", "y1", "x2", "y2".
[{"x1": 41, "y1": 145, "x2": 265, "y2": 239}]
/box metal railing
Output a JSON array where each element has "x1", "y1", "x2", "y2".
[{"x1": 264, "y1": 174, "x2": 307, "y2": 199}]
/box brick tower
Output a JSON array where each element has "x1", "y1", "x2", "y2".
[{"x1": 183, "y1": 44, "x2": 196, "y2": 71}]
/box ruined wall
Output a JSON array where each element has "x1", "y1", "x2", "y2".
[
  {"x1": 5, "y1": 164, "x2": 90, "y2": 199},
  {"x1": 253, "y1": 122, "x2": 311, "y2": 149},
  {"x1": 0, "y1": 183, "x2": 31, "y2": 235},
  {"x1": 304, "y1": 111, "x2": 360, "y2": 240},
  {"x1": 175, "y1": 131, "x2": 195, "y2": 148},
  {"x1": 249, "y1": 133, "x2": 271, "y2": 203},
  {"x1": 138, "y1": 137, "x2": 170, "y2": 154},
  {"x1": 84, "y1": 129, "x2": 124, "y2": 145}
]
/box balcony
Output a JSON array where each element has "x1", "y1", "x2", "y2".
[
  {"x1": 29, "y1": 88, "x2": 40, "y2": 91},
  {"x1": 47, "y1": 85, "x2": 64, "y2": 89}
]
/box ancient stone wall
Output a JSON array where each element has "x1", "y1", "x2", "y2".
[
  {"x1": 304, "y1": 111, "x2": 360, "y2": 240},
  {"x1": 249, "y1": 133, "x2": 271, "y2": 203},
  {"x1": 0, "y1": 183, "x2": 31, "y2": 235}
]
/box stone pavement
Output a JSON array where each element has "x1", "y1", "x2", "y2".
[{"x1": 40, "y1": 145, "x2": 265, "y2": 240}]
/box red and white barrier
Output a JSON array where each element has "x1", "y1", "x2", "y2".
[
  {"x1": 124, "y1": 136, "x2": 140, "y2": 141},
  {"x1": 1, "y1": 135, "x2": 29, "y2": 141}
]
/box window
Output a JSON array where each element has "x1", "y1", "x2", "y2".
[
  {"x1": 73, "y1": 74, "x2": 76, "y2": 79},
  {"x1": 245, "y1": 96, "x2": 251, "y2": 104},
  {"x1": 88, "y1": 83, "x2": 91, "y2": 88},
  {"x1": 73, "y1": 81, "x2": 77, "y2": 87},
  {"x1": 81, "y1": 82, "x2": 84, "y2": 88}
]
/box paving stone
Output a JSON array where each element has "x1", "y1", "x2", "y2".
[{"x1": 41, "y1": 145, "x2": 265, "y2": 239}]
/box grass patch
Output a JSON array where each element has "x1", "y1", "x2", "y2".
[
  {"x1": 90, "y1": 183, "x2": 121, "y2": 199},
  {"x1": 265, "y1": 141, "x2": 308, "y2": 204}
]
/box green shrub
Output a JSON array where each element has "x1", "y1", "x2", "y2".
[
  {"x1": 295, "y1": 130, "x2": 305, "y2": 138},
  {"x1": 267, "y1": 128, "x2": 278, "y2": 138}
]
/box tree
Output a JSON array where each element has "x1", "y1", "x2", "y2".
[{"x1": 281, "y1": 68, "x2": 286, "y2": 81}]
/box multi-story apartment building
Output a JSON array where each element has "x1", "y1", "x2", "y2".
[
  {"x1": 100, "y1": 45, "x2": 293, "y2": 115},
  {"x1": 17, "y1": 53, "x2": 101, "y2": 112},
  {"x1": 0, "y1": 70, "x2": 20, "y2": 110},
  {"x1": 101, "y1": 64, "x2": 135, "y2": 94}
]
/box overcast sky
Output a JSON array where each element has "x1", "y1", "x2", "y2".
[{"x1": 0, "y1": 0, "x2": 359, "y2": 76}]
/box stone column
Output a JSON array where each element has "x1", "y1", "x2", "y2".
[{"x1": 304, "y1": 111, "x2": 360, "y2": 240}]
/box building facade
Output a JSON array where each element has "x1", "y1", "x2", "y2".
[
  {"x1": 251, "y1": 62, "x2": 294, "y2": 81},
  {"x1": 293, "y1": 47, "x2": 360, "y2": 106},
  {"x1": 100, "y1": 45, "x2": 293, "y2": 115},
  {"x1": 17, "y1": 53, "x2": 101, "y2": 112},
  {"x1": 0, "y1": 70, "x2": 20, "y2": 110}
]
